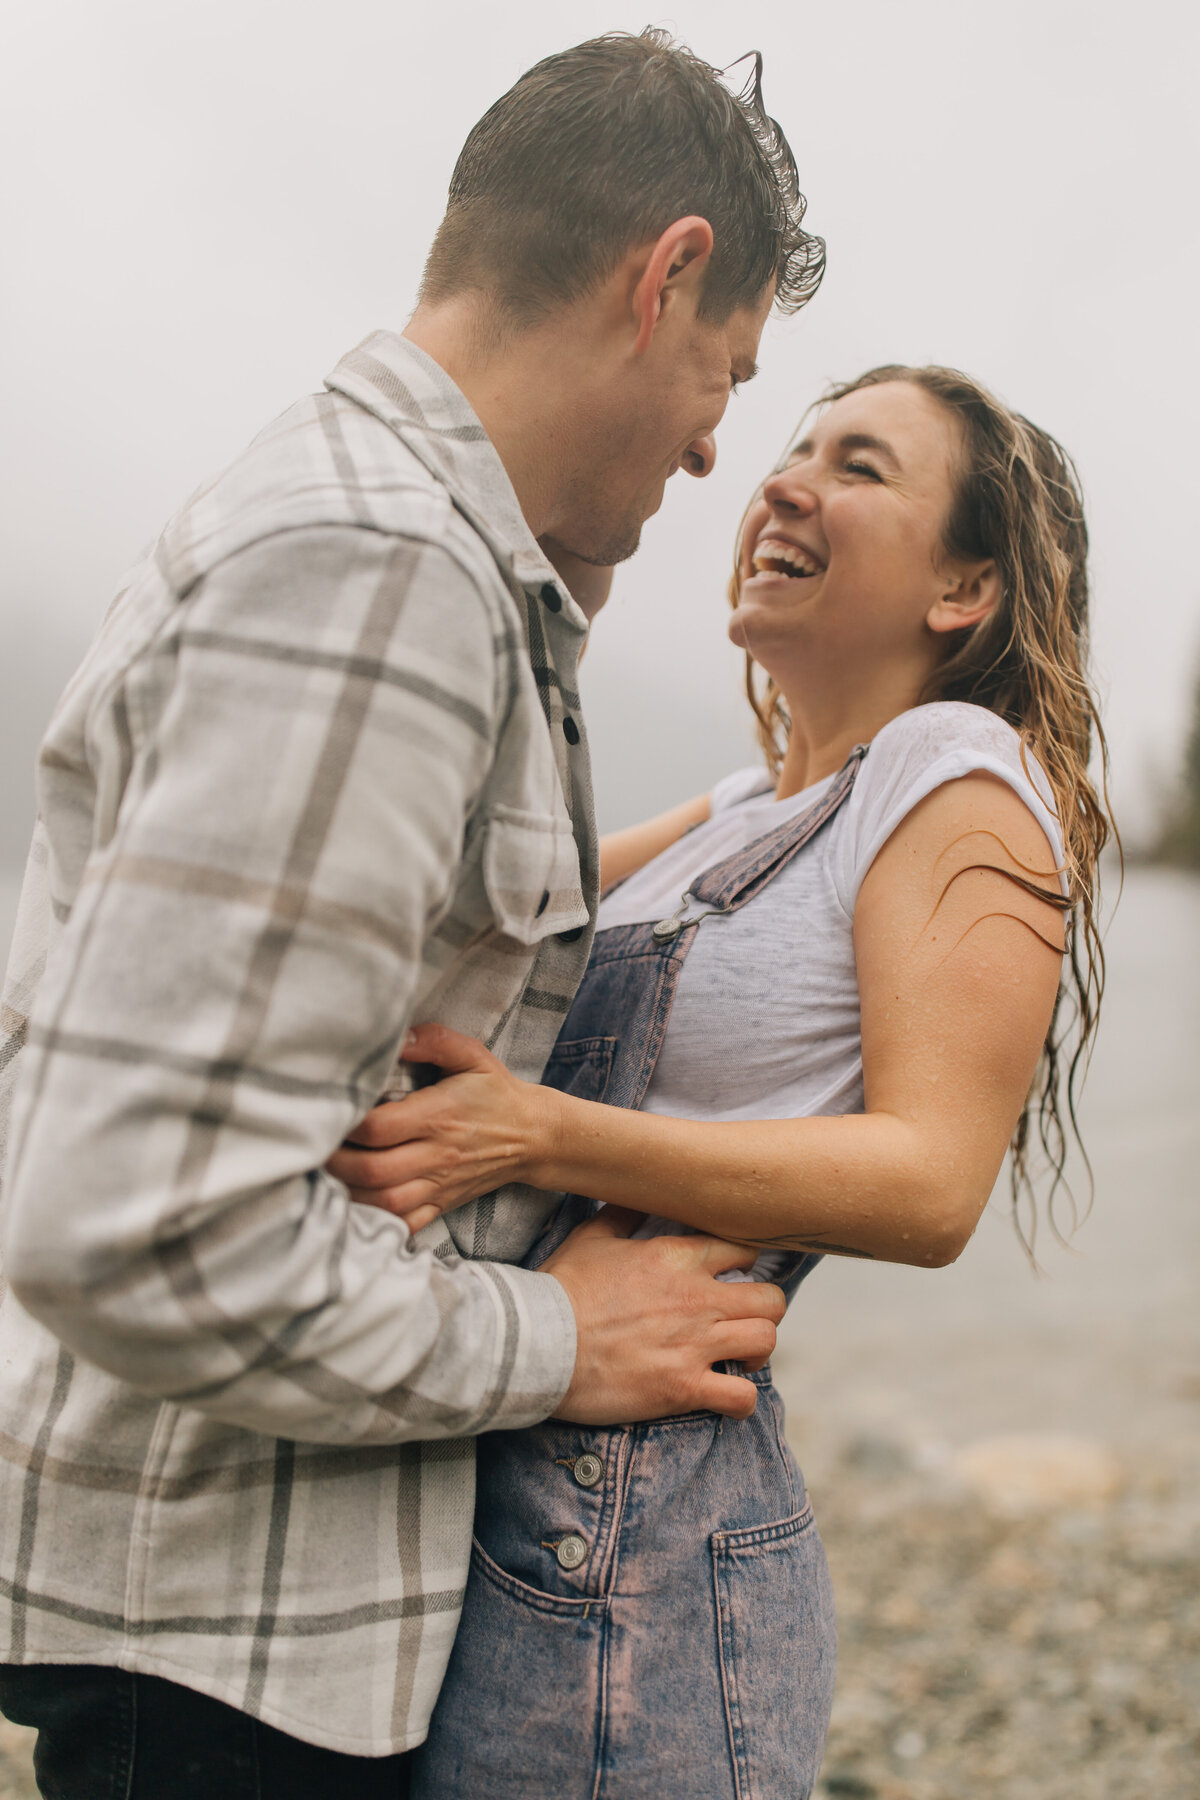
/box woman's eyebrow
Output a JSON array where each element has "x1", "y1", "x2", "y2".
[
  {"x1": 785, "y1": 431, "x2": 902, "y2": 466},
  {"x1": 839, "y1": 431, "x2": 900, "y2": 466}
]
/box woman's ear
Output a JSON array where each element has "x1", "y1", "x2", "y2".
[{"x1": 927, "y1": 560, "x2": 1001, "y2": 636}]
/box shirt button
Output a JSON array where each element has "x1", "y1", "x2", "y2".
[
  {"x1": 573, "y1": 1453, "x2": 603, "y2": 1489},
  {"x1": 557, "y1": 925, "x2": 585, "y2": 944},
  {"x1": 556, "y1": 1534, "x2": 588, "y2": 1571},
  {"x1": 562, "y1": 716, "x2": 580, "y2": 745},
  {"x1": 535, "y1": 889, "x2": 550, "y2": 917},
  {"x1": 540, "y1": 582, "x2": 562, "y2": 612}
]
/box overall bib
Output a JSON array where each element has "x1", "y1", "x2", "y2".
[{"x1": 411, "y1": 751, "x2": 865, "y2": 1800}]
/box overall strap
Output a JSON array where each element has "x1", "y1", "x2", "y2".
[
  {"x1": 531, "y1": 744, "x2": 868, "y2": 1280},
  {"x1": 650, "y1": 744, "x2": 867, "y2": 943}
]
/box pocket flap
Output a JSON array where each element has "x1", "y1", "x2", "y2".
[{"x1": 483, "y1": 809, "x2": 589, "y2": 946}]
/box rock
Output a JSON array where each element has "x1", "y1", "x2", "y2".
[
  {"x1": 842, "y1": 1432, "x2": 912, "y2": 1477},
  {"x1": 1051, "y1": 1597, "x2": 1105, "y2": 1633},
  {"x1": 1089, "y1": 1660, "x2": 1139, "y2": 1700},
  {"x1": 951, "y1": 1433, "x2": 1122, "y2": 1515},
  {"x1": 981, "y1": 1546, "x2": 1047, "y2": 1590},
  {"x1": 879, "y1": 1591, "x2": 925, "y2": 1630}
]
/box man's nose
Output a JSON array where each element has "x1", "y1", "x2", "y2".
[{"x1": 681, "y1": 433, "x2": 716, "y2": 478}]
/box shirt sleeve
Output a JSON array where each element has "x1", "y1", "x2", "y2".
[
  {"x1": 832, "y1": 702, "x2": 1067, "y2": 916},
  {"x1": 2, "y1": 524, "x2": 577, "y2": 1445},
  {"x1": 710, "y1": 766, "x2": 775, "y2": 816}
]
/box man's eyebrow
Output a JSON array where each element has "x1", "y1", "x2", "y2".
[{"x1": 785, "y1": 430, "x2": 901, "y2": 465}]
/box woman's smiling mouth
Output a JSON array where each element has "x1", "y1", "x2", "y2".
[{"x1": 751, "y1": 536, "x2": 825, "y2": 578}]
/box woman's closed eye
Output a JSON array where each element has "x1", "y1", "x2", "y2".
[{"x1": 844, "y1": 458, "x2": 883, "y2": 480}]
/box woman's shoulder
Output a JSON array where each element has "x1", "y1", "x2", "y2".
[
  {"x1": 835, "y1": 702, "x2": 1063, "y2": 912},
  {"x1": 869, "y1": 700, "x2": 1027, "y2": 767},
  {"x1": 862, "y1": 702, "x2": 1053, "y2": 808}
]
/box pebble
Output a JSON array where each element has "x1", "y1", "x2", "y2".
[
  {"x1": 950, "y1": 1433, "x2": 1122, "y2": 1514},
  {"x1": 813, "y1": 1454, "x2": 1200, "y2": 1800}
]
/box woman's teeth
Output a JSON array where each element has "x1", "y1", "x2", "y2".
[{"x1": 751, "y1": 539, "x2": 823, "y2": 579}]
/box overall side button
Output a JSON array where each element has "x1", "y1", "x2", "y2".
[
  {"x1": 556, "y1": 1534, "x2": 589, "y2": 1571},
  {"x1": 573, "y1": 1453, "x2": 603, "y2": 1489}
]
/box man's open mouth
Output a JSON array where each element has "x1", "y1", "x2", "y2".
[{"x1": 751, "y1": 537, "x2": 825, "y2": 579}]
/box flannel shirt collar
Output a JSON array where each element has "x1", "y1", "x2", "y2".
[{"x1": 325, "y1": 330, "x2": 587, "y2": 636}]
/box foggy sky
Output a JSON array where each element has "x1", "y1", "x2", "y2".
[{"x1": 2, "y1": 0, "x2": 1195, "y2": 873}]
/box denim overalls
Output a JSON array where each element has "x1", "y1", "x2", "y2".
[{"x1": 411, "y1": 751, "x2": 865, "y2": 1800}]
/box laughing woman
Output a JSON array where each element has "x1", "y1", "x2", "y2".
[{"x1": 330, "y1": 366, "x2": 1111, "y2": 1800}]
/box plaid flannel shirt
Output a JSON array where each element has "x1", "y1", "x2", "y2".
[{"x1": 0, "y1": 332, "x2": 599, "y2": 1753}]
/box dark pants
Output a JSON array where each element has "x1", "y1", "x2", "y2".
[{"x1": 0, "y1": 1664, "x2": 413, "y2": 1799}]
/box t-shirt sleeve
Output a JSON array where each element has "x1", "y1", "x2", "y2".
[{"x1": 831, "y1": 702, "x2": 1067, "y2": 916}]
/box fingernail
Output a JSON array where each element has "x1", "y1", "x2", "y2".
[{"x1": 402, "y1": 1029, "x2": 419, "y2": 1053}]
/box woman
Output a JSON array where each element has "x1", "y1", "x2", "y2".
[{"x1": 330, "y1": 366, "x2": 1111, "y2": 1798}]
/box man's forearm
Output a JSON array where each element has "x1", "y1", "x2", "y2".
[{"x1": 7, "y1": 1162, "x2": 576, "y2": 1443}]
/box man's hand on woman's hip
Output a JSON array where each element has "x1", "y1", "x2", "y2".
[{"x1": 542, "y1": 1206, "x2": 785, "y2": 1424}]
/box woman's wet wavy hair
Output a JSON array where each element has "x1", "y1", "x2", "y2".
[
  {"x1": 421, "y1": 29, "x2": 824, "y2": 326},
  {"x1": 736, "y1": 365, "x2": 1116, "y2": 1258}
]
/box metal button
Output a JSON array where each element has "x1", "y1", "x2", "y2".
[
  {"x1": 573, "y1": 1453, "x2": 603, "y2": 1489},
  {"x1": 651, "y1": 917, "x2": 681, "y2": 941},
  {"x1": 556, "y1": 1533, "x2": 588, "y2": 1571}
]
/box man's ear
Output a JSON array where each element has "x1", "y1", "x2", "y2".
[
  {"x1": 631, "y1": 216, "x2": 715, "y2": 356},
  {"x1": 927, "y1": 560, "x2": 1001, "y2": 636}
]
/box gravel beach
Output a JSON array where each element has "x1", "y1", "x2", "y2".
[
  {"x1": 0, "y1": 866, "x2": 1195, "y2": 1796},
  {"x1": 808, "y1": 1448, "x2": 1199, "y2": 1800},
  {"x1": 778, "y1": 865, "x2": 1200, "y2": 1798}
]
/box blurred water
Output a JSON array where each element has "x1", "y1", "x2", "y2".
[{"x1": 774, "y1": 865, "x2": 1200, "y2": 1491}]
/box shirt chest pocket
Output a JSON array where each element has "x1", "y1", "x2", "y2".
[{"x1": 483, "y1": 805, "x2": 590, "y2": 945}]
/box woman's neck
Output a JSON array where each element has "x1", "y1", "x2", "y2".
[{"x1": 774, "y1": 666, "x2": 930, "y2": 799}]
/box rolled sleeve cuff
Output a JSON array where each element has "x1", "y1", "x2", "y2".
[{"x1": 471, "y1": 1262, "x2": 577, "y2": 1431}]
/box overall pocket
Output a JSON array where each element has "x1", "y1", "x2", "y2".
[
  {"x1": 712, "y1": 1504, "x2": 837, "y2": 1800},
  {"x1": 522, "y1": 1036, "x2": 617, "y2": 1269},
  {"x1": 412, "y1": 1538, "x2": 606, "y2": 1800},
  {"x1": 541, "y1": 1034, "x2": 616, "y2": 1104}
]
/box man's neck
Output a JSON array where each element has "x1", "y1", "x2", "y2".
[{"x1": 404, "y1": 299, "x2": 585, "y2": 539}]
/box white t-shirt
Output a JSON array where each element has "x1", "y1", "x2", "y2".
[{"x1": 595, "y1": 702, "x2": 1066, "y2": 1278}]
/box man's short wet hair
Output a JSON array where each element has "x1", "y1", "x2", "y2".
[{"x1": 421, "y1": 29, "x2": 824, "y2": 326}]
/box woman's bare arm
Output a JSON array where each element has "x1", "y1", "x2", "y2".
[
  {"x1": 331, "y1": 774, "x2": 1064, "y2": 1268},
  {"x1": 600, "y1": 793, "x2": 712, "y2": 890}
]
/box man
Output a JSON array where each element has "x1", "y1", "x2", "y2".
[{"x1": 0, "y1": 28, "x2": 823, "y2": 1795}]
